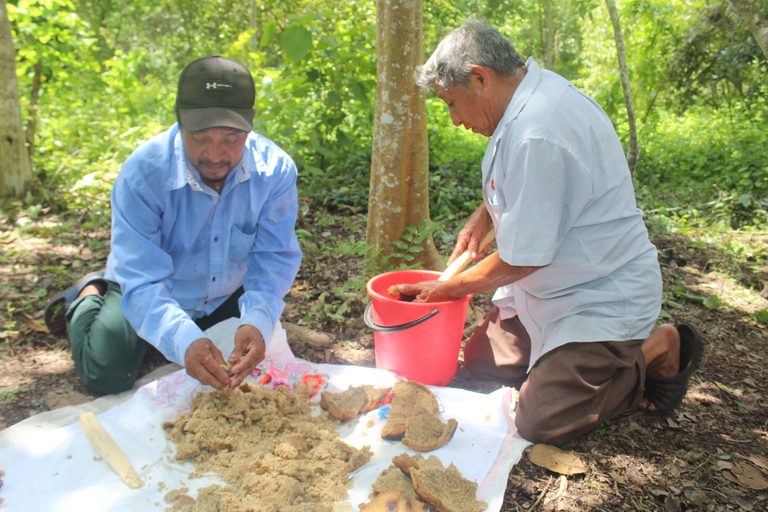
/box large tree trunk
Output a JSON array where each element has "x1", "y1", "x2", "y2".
[
  {"x1": 0, "y1": 1, "x2": 32, "y2": 198},
  {"x1": 605, "y1": 0, "x2": 639, "y2": 178},
  {"x1": 730, "y1": 0, "x2": 768, "y2": 59},
  {"x1": 367, "y1": 0, "x2": 443, "y2": 271}
]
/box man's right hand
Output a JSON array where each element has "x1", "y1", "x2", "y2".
[
  {"x1": 448, "y1": 205, "x2": 494, "y2": 265},
  {"x1": 184, "y1": 338, "x2": 231, "y2": 389}
]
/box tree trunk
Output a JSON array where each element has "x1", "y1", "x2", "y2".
[
  {"x1": 544, "y1": 0, "x2": 555, "y2": 69},
  {"x1": 25, "y1": 59, "x2": 42, "y2": 164},
  {"x1": 730, "y1": 0, "x2": 768, "y2": 59},
  {"x1": 367, "y1": 0, "x2": 443, "y2": 271},
  {"x1": 250, "y1": 0, "x2": 258, "y2": 51},
  {"x1": 605, "y1": 0, "x2": 639, "y2": 178},
  {"x1": 0, "y1": 1, "x2": 32, "y2": 198}
]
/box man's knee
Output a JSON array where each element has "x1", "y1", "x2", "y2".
[
  {"x1": 515, "y1": 408, "x2": 598, "y2": 446},
  {"x1": 74, "y1": 315, "x2": 146, "y2": 395}
]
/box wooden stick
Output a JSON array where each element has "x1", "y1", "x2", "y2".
[
  {"x1": 438, "y1": 230, "x2": 495, "y2": 281},
  {"x1": 79, "y1": 412, "x2": 143, "y2": 489}
]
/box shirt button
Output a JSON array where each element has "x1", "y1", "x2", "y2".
[
  {"x1": 212, "y1": 277, "x2": 216, "y2": 282},
  {"x1": 214, "y1": 236, "x2": 218, "y2": 242}
]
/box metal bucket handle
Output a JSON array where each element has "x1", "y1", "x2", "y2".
[{"x1": 364, "y1": 302, "x2": 440, "y2": 333}]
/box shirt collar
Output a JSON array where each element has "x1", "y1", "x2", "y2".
[
  {"x1": 482, "y1": 58, "x2": 542, "y2": 181},
  {"x1": 492, "y1": 57, "x2": 541, "y2": 137},
  {"x1": 167, "y1": 126, "x2": 251, "y2": 193}
]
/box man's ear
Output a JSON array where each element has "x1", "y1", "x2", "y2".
[{"x1": 468, "y1": 64, "x2": 493, "y2": 92}]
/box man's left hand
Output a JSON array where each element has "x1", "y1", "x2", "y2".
[
  {"x1": 396, "y1": 280, "x2": 460, "y2": 303},
  {"x1": 227, "y1": 324, "x2": 267, "y2": 389}
]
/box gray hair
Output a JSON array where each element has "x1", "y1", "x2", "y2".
[{"x1": 415, "y1": 19, "x2": 525, "y2": 90}]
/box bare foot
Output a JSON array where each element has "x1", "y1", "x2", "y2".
[
  {"x1": 77, "y1": 283, "x2": 105, "y2": 299},
  {"x1": 640, "y1": 324, "x2": 680, "y2": 412}
]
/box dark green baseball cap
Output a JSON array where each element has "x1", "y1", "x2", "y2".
[{"x1": 175, "y1": 56, "x2": 255, "y2": 132}]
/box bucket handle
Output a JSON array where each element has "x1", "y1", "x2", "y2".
[{"x1": 364, "y1": 302, "x2": 440, "y2": 333}]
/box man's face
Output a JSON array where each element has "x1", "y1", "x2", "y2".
[
  {"x1": 435, "y1": 74, "x2": 500, "y2": 137},
  {"x1": 180, "y1": 127, "x2": 249, "y2": 187}
]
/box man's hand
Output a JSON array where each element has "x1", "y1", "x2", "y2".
[
  {"x1": 184, "y1": 338, "x2": 230, "y2": 389},
  {"x1": 448, "y1": 205, "x2": 494, "y2": 265},
  {"x1": 227, "y1": 324, "x2": 266, "y2": 389},
  {"x1": 396, "y1": 280, "x2": 461, "y2": 303}
]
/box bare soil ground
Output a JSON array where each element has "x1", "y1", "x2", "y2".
[{"x1": 1, "y1": 205, "x2": 767, "y2": 511}]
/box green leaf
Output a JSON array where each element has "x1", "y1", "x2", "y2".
[
  {"x1": 350, "y1": 81, "x2": 370, "y2": 107},
  {"x1": 260, "y1": 20, "x2": 277, "y2": 48},
  {"x1": 755, "y1": 309, "x2": 768, "y2": 324},
  {"x1": 703, "y1": 295, "x2": 721, "y2": 310},
  {"x1": 393, "y1": 240, "x2": 408, "y2": 250},
  {"x1": 280, "y1": 24, "x2": 313, "y2": 63},
  {"x1": 665, "y1": 299, "x2": 684, "y2": 309},
  {"x1": 715, "y1": 382, "x2": 734, "y2": 395}
]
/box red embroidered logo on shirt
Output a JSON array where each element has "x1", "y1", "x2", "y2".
[{"x1": 491, "y1": 180, "x2": 495, "y2": 190}]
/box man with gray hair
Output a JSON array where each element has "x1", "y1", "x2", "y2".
[{"x1": 396, "y1": 20, "x2": 704, "y2": 445}]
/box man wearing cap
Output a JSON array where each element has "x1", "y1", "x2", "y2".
[{"x1": 44, "y1": 56, "x2": 302, "y2": 394}]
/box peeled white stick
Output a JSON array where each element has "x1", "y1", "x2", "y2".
[
  {"x1": 79, "y1": 412, "x2": 144, "y2": 489},
  {"x1": 438, "y1": 230, "x2": 496, "y2": 281}
]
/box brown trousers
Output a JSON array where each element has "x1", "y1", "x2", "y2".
[{"x1": 464, "y1": 307, "x2": 646, "y2": 446}]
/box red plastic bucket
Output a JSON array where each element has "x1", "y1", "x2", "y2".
[{"x1": 365, "y1": 270, "x2": 472, "y2": 386}]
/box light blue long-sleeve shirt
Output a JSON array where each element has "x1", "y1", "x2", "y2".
[{"x1": 104, "y1": 124, "x2": 302, "y2": 365}]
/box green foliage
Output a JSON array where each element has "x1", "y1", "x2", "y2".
[
  {"x1": 3, "y1": 301, "x2": 18, "y2": 333},
  {"x1": 635, "y1": 104, "x2": 768, "y2": 230},
  {"x1": 0, "y1": 386, "x2": 29, "y2": 405},
  {"x1": 391, "y1": 221, "x2": 438, "y2": 264},
  {"x1": 5, "y1": 0, "x2": 766, "y2": 247}
]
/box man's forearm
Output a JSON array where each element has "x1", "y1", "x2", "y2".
[{"x1": 443, "y1": 252, "x2": 542, "y2": 298}]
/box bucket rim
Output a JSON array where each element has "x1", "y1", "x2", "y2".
[{"x1": 366, "y1": 269, "x2": 472, "y2": 304}]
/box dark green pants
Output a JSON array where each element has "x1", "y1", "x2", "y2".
[{"x1": 66, "y1": 281, "x2": 242, "y2": 395}]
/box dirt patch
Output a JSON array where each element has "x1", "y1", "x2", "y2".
[{"x1": 1, "y1": 207, "x2": 767, "y2": 511}]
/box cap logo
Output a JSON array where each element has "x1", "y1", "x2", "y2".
[{"x1": 206, "y1": 82, "x2": 233, "y2": 90}]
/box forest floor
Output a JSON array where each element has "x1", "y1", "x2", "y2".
[{"x1": 1, "y1": 204, "x2": 767, "y2": 511}]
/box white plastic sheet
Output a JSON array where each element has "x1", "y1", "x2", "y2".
[{"x1": 0, "y1": 319, "x2": 530, "y2": 511}]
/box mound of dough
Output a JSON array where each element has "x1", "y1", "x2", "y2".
[
  {"x1": 381, "y1": 380, "x2": 440, "y2": 440},
  {"x1": 401, "y1": 405, "x2": 458, "y2": 452},
  {"x1": 320, "y1": 384, "x2": 391, "y2": 421},
  {"x1": 162, "y1": 382, "x2": 372, "y2": 512},
  {"x1": 411, "y1": 462, "x2": 488, "y2": 512},
  {"x1": 360, "y1": 490, "x2": 432, "y2": 512}
]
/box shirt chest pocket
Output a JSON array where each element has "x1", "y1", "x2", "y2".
[{"x1": 229, "y1": 226, "x2": 257, "y2": 262}]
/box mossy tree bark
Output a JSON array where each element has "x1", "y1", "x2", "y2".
[
  {"x1": 0, "y1": 1, "x2": 32, "y2": 198},
  {"x1": 730, "y1": 0, "x2": 768, "y2": 60},
  {"x1": 366, "y1": 0, "x2": 444, "y2": 272}
]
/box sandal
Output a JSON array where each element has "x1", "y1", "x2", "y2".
[
  {"x1": 643, "y1": 322, "x2": 705, "y2": 416},
  {"x1": 44, "y1": 272, "x2": 107, "y2": 336}
]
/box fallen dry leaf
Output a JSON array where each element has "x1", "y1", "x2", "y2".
[
  {"x1": 23, "y1": 313, "x2": 49, "y2": 333},
  {"x1": 608, "y1": 470, "x2": 626, "y2": 485},
  {"x1": 723, "y1": 462, "x2": 768, "y2": 490},
  {"x1": 748, "y1": 455, "x2": 768, "y2": 473},
  {"x1": 528, "y1": 444, "x2": 587, "y2": 475}
]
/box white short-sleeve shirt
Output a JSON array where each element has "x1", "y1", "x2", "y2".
[{"x1": 483, "y1": 58, "x2": 662, "y2": 370}]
